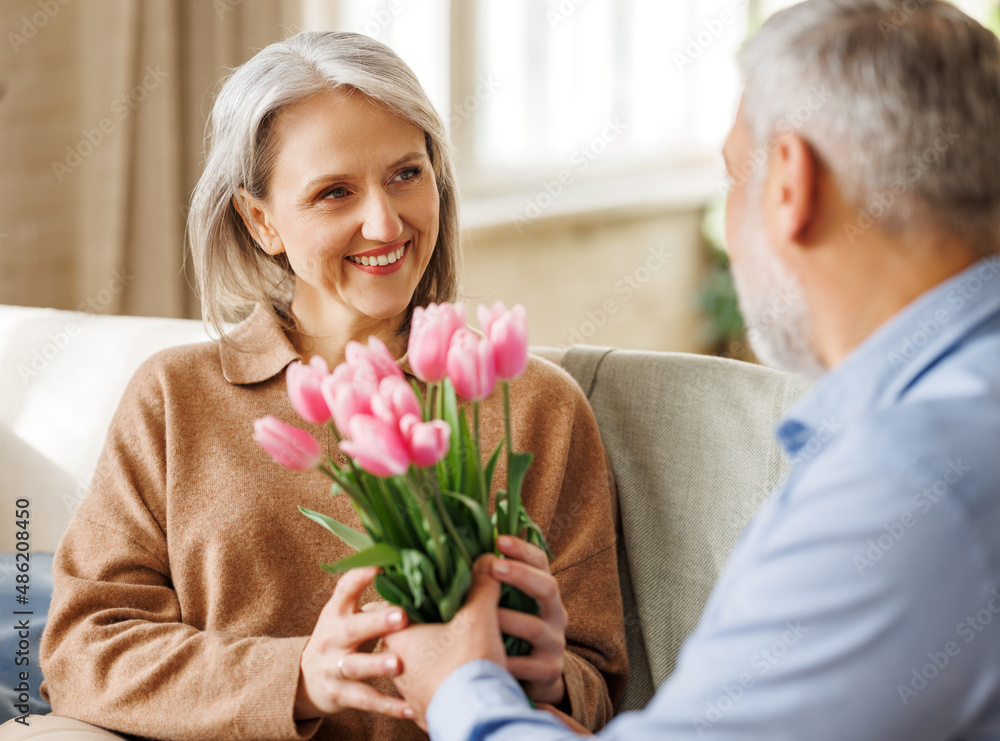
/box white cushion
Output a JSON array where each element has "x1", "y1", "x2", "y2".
[{"x1": 0, "y1": 306, "x2": 212, "y2": 552}]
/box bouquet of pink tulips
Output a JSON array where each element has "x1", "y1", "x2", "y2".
[{"x1": 254, "y1": 302, "x2": 547, "y2": 655}]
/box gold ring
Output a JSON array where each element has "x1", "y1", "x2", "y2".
[{"x1": 337, "y1": 654, "x2": 348, "y2": 679}]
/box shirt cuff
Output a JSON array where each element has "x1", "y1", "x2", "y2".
[{"x1": 426, "y1": 660, "x2": 532, "y2": 741}]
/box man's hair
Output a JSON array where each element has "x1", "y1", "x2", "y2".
[{"x1": 741, "y1": 0, "x2": 1000, "y2": 255}]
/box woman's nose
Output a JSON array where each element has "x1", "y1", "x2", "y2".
[{"x1": 360, "y1": 191, "x2": 404, "y2": 243}]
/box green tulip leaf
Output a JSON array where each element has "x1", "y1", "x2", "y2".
[
  {"x1": 507, "y1": 451, "x2": 533, "y2": 500},
  {"x1": 444, "y1": 489, "x2": 493, "y2": 554},
  {"x1": 483, "y1": 442, "x2": 503, "y2": 496},
  {"x1": 518, "y1": 510, "x2": 552, "y2": 557},
  {"x1": 298, "y1": 506, "x2": 373, "y2": 552},
  {"x1": 320, "y1": 542, "x2": 401, "y2": 573},
  {"x1": 505, "y1": 451, "x2": 534, "y2": 534},
  {"x1": 400, "y1": 548, "x2": 444, "y2": 611},
  {"x1": 459, "y1": 410, "x2": 481, "y2": 500},
  {"x1": 437, "y1": 379, "x2": 463, "y2": 491},
  {"x1": 375, "y1": 572, "x2": 424, "y2": 624},
  {"x1": 437, "y1": 555, "x2": 472, "y2": 623}
]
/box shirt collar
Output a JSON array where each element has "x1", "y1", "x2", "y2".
[
  {"x1": 777, "y1": 255, "x2": 1000, "y2": 458},
  {"x1": 218, "y1": 304, "x2": 416, "y2": 385}
]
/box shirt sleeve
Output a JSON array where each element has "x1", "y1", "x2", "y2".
[
  {"x1": 38, "y1": 360, "x2": 319, "y2": 741},
  {"x1": 424, "y1": 419, "x2": 1000, "y2": 741}
]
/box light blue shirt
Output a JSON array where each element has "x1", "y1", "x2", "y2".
[{"x1": 427, "y1": 256, "x2": 1000, "y2": 741}]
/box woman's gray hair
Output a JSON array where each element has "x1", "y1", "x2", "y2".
[
  {"x1": 188, "y1": 31, "x2": 460, "y2": 341},
  {"x1": 740, "y1": 0, "x2": 1000, "y2": 255}
]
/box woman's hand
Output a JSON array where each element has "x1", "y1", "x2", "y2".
[
  {"x1": 295, "y1": 566, "x2": 413, "y2": 721},
  {"x1": 492, "y1": 535, "x2": 569, "y2": 706}
]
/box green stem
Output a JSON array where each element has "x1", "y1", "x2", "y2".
[
  {"x1": 503, "y1": 382, "x2": 518, "y2": 536},
  {"x1": 407, "y1": 472, "x2": 450, "y2": 576},
  {"x1": 318, "y1": 462, "x2": 379, "y2": 532},
  {"x1": 473, "y1": 401, "x2": 488, "y2": 508},
  {"x1": 377, "y1": 477, "x2": 417, "y2": 550},
  {"x1": 422, "y1": 468, "x2": 473, "y2": 566}
]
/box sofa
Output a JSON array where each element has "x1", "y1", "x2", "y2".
[{"x1": 0, "y1": 304, "x2": 810, "y2": 726}]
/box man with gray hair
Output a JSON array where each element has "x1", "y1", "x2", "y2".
[{"x1": 386, "y1": 1, "x2": 1000, "y2": 738}]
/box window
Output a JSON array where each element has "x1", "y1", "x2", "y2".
[
  {"x1": 461, "y1": 0, "x2": 747, "y2": 197},
  {"x1": 302, "y1": 0, "x2": 1000, "y2": 215}
]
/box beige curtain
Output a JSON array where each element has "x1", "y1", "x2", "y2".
[{"x1": 0, "y1": 0, "x2": 306, "y2": 318}]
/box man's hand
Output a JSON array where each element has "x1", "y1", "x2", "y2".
[{"x1": 386, "y1": 555, "x2": 508, "y2": 728}]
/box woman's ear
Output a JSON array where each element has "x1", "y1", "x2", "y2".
[{"x1": 235, "y1": 188, "x2": 285, "y2": 256}]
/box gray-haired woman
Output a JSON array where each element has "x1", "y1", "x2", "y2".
[{"x1": 33, "y1": 32, "x2": 627, "y2": 741}]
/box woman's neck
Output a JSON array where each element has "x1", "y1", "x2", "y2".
[{"x1": 287, "y1": 293, "x2": 408, "y2": 369}]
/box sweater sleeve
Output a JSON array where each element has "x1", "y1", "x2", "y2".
[
  {"x1": 38, "y1": 359, "x2": 319, "y2": 741},
  {"x1": 518, "y1": 366, "x2": 629, "y2": 731}
]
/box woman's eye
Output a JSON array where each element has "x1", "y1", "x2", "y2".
[
  {"x1": 325, "y1": 186, "x2": 349, "y2": 200},
  {"x1": 395, "y1": 167, "x2": 421, "y2": 183}
]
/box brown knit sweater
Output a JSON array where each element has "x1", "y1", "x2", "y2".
[{"x1": 39, "y1": 307, "x2": 627, "y2": 741}]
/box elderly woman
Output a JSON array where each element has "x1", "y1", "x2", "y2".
[{"x1": 37, "y1": 31, "x2": 626, "y2": 741}]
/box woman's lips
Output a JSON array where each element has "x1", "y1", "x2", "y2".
[{"x1": 345, "y1": 241, "x2": 409, "y2": 275}]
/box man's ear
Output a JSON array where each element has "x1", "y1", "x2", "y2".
[
  {"x1": 235, "y1": 188, "x2": 284, "y2": 256},
  {"x1": 764, "y1": 132, "x2": 818, "y2": 247}
]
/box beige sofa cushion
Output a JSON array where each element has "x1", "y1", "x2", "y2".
[{"x1": 560, "y1": 345, "x2": 811, "y2": 711}]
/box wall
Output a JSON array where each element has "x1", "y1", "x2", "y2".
[{"x1": 460, "y1": 207, "x2": 708, "y2": 353}]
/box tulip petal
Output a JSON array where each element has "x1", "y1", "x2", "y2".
[
  {"x1": 340, "y1": 415, "x2": 411, "y2": 477},
  {"x1": 253, "y1": 416, "x2": 322, "y2": 472}
]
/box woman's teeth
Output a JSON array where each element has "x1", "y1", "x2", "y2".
[{"x1": 347, "y1": 244, "x2": 406, "y2": 267}]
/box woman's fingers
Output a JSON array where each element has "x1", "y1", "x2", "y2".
[
  {"x1": 505, "y1": 654, "x2": 564, "y2": 683},
  {"x1": 339, "y1": 605, "x2": 409, "y2": 647},
  {"x1": 336, "y1": 651, "x2": 403, "y2": 680},
  {"x1": 489, "y1": 559, "x2": 568, "y2": 629},
  {"x1": 497, "y1": 608, "x2": 564, "y2": 653},
  {"x1": 328, "y1": 567, "x2": 380, "y2": 617},
  {"x1": 335, "y1": 681, "x2": 414, "y2": 720},
  {"x1": 497, "y1": 535, "x2": 549, "y2": 570}
]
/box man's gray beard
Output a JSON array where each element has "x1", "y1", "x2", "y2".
[{"x1": 731, "y1": 214, "x2": 826, "y2": 380}]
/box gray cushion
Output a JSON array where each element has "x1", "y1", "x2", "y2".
[{"x1": 562, "y1": 346, "x2": 810, "y2": 712}]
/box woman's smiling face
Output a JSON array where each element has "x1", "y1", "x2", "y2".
[{"x1": 243, "y1": 88, "x2": 440, "y2": 326}]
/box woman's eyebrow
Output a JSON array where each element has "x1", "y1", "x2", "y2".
[
  {"x1": 303, "y1": 151, "x2": 428, "y2": 191},
  {"x1": 388, "y1": 151, "x2": 428, "y2": 168}
]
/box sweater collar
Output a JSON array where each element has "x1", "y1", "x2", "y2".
[
  {"x1": 218, "y1": 303, "x2": 416, "y2": 385},
  {"x1": 219, "y1": 304, "x2": 300, "y2": 386}
]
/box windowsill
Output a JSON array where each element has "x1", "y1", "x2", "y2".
[{"x1": 459, "y1": 161, "x2": 726, "y2": 232}]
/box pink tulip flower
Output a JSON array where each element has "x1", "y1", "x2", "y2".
[
  {"x1": 254, "y1": 416, "x2": 323, "y2": 472},
  {"x1": 408, "y1": 302, "x2": 467, "y2": 383},
  {"x1": 339, "y1": 415, "x2": 411, "y2": 477},
  {"x1": 446, "y1": 328, "x2": 498, "y2": 401},
  {"x1": 286, "y1": 356, "x2": 332, "y2": 425},
  {"x1": 477, "y1": 302, "x2": 529, "y2": 381},
  {"x1": 321, "y1": 379, "x2": 373, "y2": 437},
  {"x1": 400, "y1": 415, "x2": 451, "y2": 467},
  {"x1": 344, "y1": 336, "x2": 404, "y2": 387},
  {"x1": 320, "y1": 337, "x2": 404, "y2": 436},
  {"x1": 371, "y1": 376, "x2": 423, "y2": 428}
]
